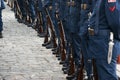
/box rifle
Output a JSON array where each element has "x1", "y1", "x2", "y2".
[
  {"x1": 92, "y1": 59, "x2": 98, "y2": 80},
  {"x1": 44, "y1": 8, "x2": 57, "y2": 48},
  {"x1": 67, "y1": 47, "x2": 75, "y2": 76},
  {"x1": 77, "y1": 55, "x2": 84, "y2": 80},
  {"x1": 56, "y1": 14, "x2": 66, "y2": 61},
  {"x1": 43, "y1": 25, "x2": 49, "y2": 43},
  {"x1": 68, "y1": 54, "x2": 75, "y2": 75}
]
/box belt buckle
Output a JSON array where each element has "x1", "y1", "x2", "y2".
[
  {"x1": 81, "y1": 4, "x2": 87, "y2": 10},
  {"x1": 83, "y1": 4, "x2": 87, "y2": 10},
  {"x1": 88, "y1": 27, "x2": 95, "y2": 36}
]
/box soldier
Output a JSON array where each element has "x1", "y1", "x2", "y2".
[
  {"x1": 65, "y1": 0, "x2": 82, "y2": 80},
  {"x1": 87, "y1": 0, "x2": 120, "y2": 79},
  {"x1": 45, "y1": 0, "x2": 60, "y2": 49},
  {"x1": 0, "y1": 0, "x2": 5, "y2": 38},
  {"x1": 56, "y1": 0, "x2": 70, "y2": 66},
  {"x1": 79, "y1": 0, "x2": 97, "y2": 79}
]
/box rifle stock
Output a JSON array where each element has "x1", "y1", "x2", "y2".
[
  {"x1": 37, "y1": 11, "x2": 43, "y2": 33},
  {"x1": 68, "y1": 54, "x2": 75, "y2": 75},
  {"x1": 93, "y1": 59, "x2": 98, "y2": 80},
  {"x1": 77, "y1": 55, "x2": 84, "y2": 80},
  {"x1": 57, "y1": 20, "x2": 66, "y2": 61}
]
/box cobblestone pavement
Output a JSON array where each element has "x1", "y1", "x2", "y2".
[{"x1": 0, "y1": 5, "x2": 66, "y2": 80}]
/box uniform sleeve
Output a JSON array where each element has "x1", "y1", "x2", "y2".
[{"x1": 105, "y1": 0, "x2": 120, "y2": 40}]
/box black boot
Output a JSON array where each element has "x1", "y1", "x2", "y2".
[
  {"x1": 37, "y1": 32, "x2": 46, "y2": 37},
  {"x1": 28, "y1": 19, "x2": 36, "y2": 27},
  {"x1": 66, "y1": 74, "x2": 75, "y2": 80},
  {"x1": 46, "y1": 41, "x2": 54, "y2": 49},
  {"x1": 42, "y1": 41, "x2": 51, "y2": 46}
]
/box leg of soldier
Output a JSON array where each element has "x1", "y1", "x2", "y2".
[
  {"x1": 71, "y1": 33, "x2": 81, "y2": 67},
  {"x1": 0, "y1": 0, "x2": 5, "y2": 37},
  {"x1": 37, "y1": 10, "x2": 47, "y2": 37},
  {"x1": 0, "y1": 10, "x2": 3, "y2": 38},
  {"x1": 81, "y1": 36, "x2": 93, "y2": 80},
  {"x1": 79, "y1": 21, "x2": 93, "y2": 79},
  {"x1": 95, "y1": 58, "x2": 118, "y2": 80},
  {"x1": 95, "y1": 40, "x2": 120, "y2": 80},
  {"x1": 61, "y1": 21, "x2": 71, "y2": 74},
  {"x1": 88, "y1": 33, "x2": 119, "y2": 80},
  {"x1": 28, "y1": 0, "x2": 36, "y2": 20},
  {"x1": 17, "y1": 0, "x2": 27, "y2": 23},
  {"x1": 28, "y1": 0, "x2": 36, "y2": 27},
  {"x1": 68, "y1": 33, "x2": 81, "y2": 80},
  {"x1": 38, "y1": 0, "x2": 46, "y2": 33}
]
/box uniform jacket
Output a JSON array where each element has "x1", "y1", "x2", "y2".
[
  {"x1": 105, "y1": 0, "x2": 120, "y2": 40},
  {"x1": 68, "y1": 0, "x2": 81, "y2": 33}
]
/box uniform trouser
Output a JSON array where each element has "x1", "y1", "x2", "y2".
[
  {"x1": 88, "y1": 30, "x2": 119, "y2": 80},
  {"x1": 70, "y1": 33, "x2": 81, "y2": 66},
  {"x1": 80, "y1": 36, "x2": 93, "y2": 79},
  {"x1": 38, "y1": 0, "x2": 47, "y2": 31},
  {"x1": 0, "y1": 10, "x2": 3, "y2": 32},
  {"x1": 62, "y1": 21, "x2": 71, "y2": 64},
  {"x1": 50, "y1": 9, "x2": 60, "y2": 39},
  {"x1": 17, "y1": 0, "x2": 26, "y2": 18},
  {"x1": 79, "y1": 22, "x2": 93, "y2": 79},
  {"x1": 28, "y1": 0, "x2": 36, "y2": 20},
  {"x1": 41, "y1": 10, "x2": 46, "y2": 32}
]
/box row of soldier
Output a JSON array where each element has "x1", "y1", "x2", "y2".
[{"x1": 5, "y1": 0, "x2": 120, "y2": 80}]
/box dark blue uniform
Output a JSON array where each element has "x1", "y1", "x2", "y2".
[
  {"x1": 28, "y1": 0, "x2": 36, "y2": 21},
  {"x1": 38, "y1": 0, "x2": 46, "y2": 32},
  {"x1": 68, "y1": 0, "x2": 81, "y2": 67},
  {"x1": 17, "y1": 0, "x2": 26, "y2": 19},
  {"x1": 58, "y1": 0, "x2": 71, "y2": 68},
  {"x1": 0, "y1": 0, "x2": 5, "y2": 33},
  {"x1": 88, "y1": 0, "x2": 120, "y2": 79},
  {"x1": 79, "y1": 0, "x2": 94, "y2": 79},
  {"x1": 51, "y1": 0, "x2": 60, "y2": 38}
]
